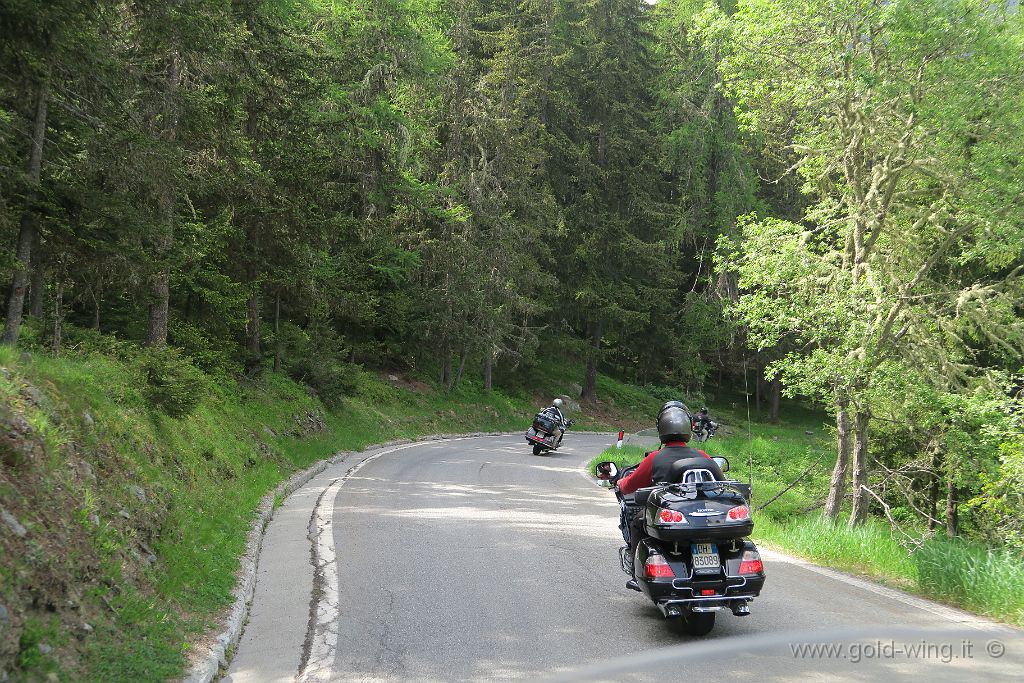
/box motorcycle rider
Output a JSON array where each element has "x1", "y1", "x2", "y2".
[
  {"x1": 617, "y1": 404, "x2": 717, "y2": 585},
  {"x1": 618, "y1": 404, "x2": 714, "y2": 495},
  {"x1": 540, "y1": 398, "x2": 570, "y2": 444},
  {"x1": 693, "y1": 407, "x2": 713, "y2": 435}
]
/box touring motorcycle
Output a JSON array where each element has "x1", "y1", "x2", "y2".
[
  {"x1": 524, "y1": 411, "x2": 573, "y2": 455},
  {"x1": 596, "y1": 457, "x2": 766, "y2": 635},
  {"x1": 692, "y1": 419, "x2": 719, "y2": 443}
]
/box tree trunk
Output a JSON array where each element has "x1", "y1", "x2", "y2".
[
  {"x1": 441, "y1": 343, "x2": 452, "y2": 389},
  {"x1": 144, "y1": 53, "x2": 180, "y2": 348},
  {"x1": 145, "y1": 269, "x2": 170, "y2": 347},
  {"x1": 145, "y1": 177, "x2": 174, "y2": 348},
  {"x1": 581, "y1": 319, "x2": 603, "y2": 404},
  {"x1": 246, "y1": 292, "x2": 261, "y2": 359},
  {"x1": 242, "y1": 82, "x2": 261, "y2": 365},
  {"x1": 273, "y1": 289, "x2": 282, "y2": 373},
  {"x1": 2, "y1": 78, "x2": 48, "y2": 346},
  {"x1": 92, "y1": 288, "x2": 101, "y2": 331},
  {"x1": 29, "y1": 229, "x2": 44, "y2": 318},
  {"x1": 51, "y1": 279, "x2": 64, "y2": 355},
  {"x1": 927, "y1": 441, "x2": 942, "y2": 532},
  {"x1": 243, "y1": 189, "x2": 262, "y2": 358},
  {"x1": 452, "y1": 348, "x2": 468, "y2": 389},
  {"x1": 483, "y1": 353, "x2": 493, "y2": 393},
  {"x1": 848, "y1": 409, "x2": 871, "y2": 527},
  {"x1": 755, "y1": 367, "x2": 762, "y2": 413},
  {"x1": 824, "y1": 395, "x2": 851, "y2": 519},
  {"x1": 946, "y1": 476, "x2": 958, "y2": 538},
  {"x1": 3, "y1": 220, "x2": 36, "y2": 347},
  {"x1": 768, "y1": 377, "x2": 781, "y2": 424}
]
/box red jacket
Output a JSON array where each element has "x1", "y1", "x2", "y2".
[{"x1": 618, "y1": 441, "x2": 710, "y2": 495}]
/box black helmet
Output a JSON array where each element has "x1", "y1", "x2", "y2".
[{"x1": 657, "y1": 406, "x2": 692, "y2": 442}]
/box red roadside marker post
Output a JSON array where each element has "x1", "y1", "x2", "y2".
[{"x1": 616, "y1": 430, "x2": 624, "y2": 448}]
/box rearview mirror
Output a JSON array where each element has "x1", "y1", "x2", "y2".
[
  {"x1": 596, "y1": 461, "x2": 619, "y2": 481},
  {"x1": 713, "y1": 457, "x2": 729, "y2": 473}
]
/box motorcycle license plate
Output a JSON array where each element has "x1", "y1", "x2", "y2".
[{"x1": 691, "y1": 543, "x2": 720, "y2": 574}]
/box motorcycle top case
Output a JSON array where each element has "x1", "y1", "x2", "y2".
[
  {"x1": 532, "y1": 412, "x2": 557, "y2": 434},
  {"x1": 644, "y1": 483, "x2": 754, "y2": 542}
]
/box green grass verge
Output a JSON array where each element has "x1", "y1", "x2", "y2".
[
  {"x1": 0, "y1": 345, "x2": 659, "y2": 682},
  {"x1": 588, "y1": 416, "x2": 1024, "y2": 628}
]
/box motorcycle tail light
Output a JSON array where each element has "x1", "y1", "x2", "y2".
[
  {"x1": 738, "y1": 550, "x2": 763, "y2": 575},
  {"x1": 700, "y1": 589, "x2": 716, "y2": 596},
  {"x1": 644, "y1": 554, "x2": 675, "y2": 579},
  {"x1": 658, "y1": 509, "x2": 684, "y2": 523},
  {"x1": 727, "y1": 505, "x2": 751, "y2": 521}
]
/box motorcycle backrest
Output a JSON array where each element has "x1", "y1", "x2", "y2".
[
  {"x1": 682, "y1": 469, "x2": 716, "y2": 484},
  {"x1": 668, "y1": 457, "x2": 726, "y2": 483}
]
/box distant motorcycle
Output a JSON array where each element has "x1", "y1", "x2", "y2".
[
  {"x1": 596, "y1": 457, "x2": 765, "y2": 635},
  {"x1": 525, "y1": 411, "x2": 573, "y2": 455},
  {"x1": 692, "y1": 419, "x2": 718, "y2": 443}
]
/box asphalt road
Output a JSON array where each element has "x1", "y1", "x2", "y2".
[{"x1": 224, "y1": 434, "x2": 1022, "y2": 683}]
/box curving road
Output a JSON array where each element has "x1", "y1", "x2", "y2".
[{"x1": 224, "y1": 434, "x2": 1021, "y2": 683}]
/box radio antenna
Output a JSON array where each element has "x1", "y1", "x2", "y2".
[{"x1": 743, "y1": 351, "x2": 753, "y2": 491}]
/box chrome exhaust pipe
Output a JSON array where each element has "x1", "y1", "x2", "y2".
[{"x1": 657, "y1": 601, "x2": 684, "y2": 618}]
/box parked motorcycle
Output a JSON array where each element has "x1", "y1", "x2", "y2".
[
  {"x1": 596, "y1": 457, "x2": 765, "y2": 635},
  {"x1": 525, "y1": 411, "x2": 573, "y2": 455}
]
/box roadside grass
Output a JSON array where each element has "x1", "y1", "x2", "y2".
[
  {"x1": 754, "y1": 516, "x2": 1024, "y2": 627},
  {"x1": 0, "y1": 345, "x2": 655, "y2": 682},
  {"x1": 913, "y1": 538, "x2": 1024, "y2": 626},
  {"x1": 587, "y1": 412, "x2": 1024, "y2": 628},
  {"x1": 594, "y1": 445, "x2": 651, "y2": 474},
  {"x1": 755, "y1": 516, "x2": 916, "y2": 580}
]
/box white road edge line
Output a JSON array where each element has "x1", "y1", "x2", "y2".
[
  {"x1": 571, "y1": 437, "x2": 614, "y2": 488},
  {"x1": 297, "y1": 438, "x2": 474, "y2": 683}
]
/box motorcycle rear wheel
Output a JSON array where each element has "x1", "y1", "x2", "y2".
[
  {"x1": 532, "y1": 444, "x2": 544, "y2": 455},
  {"x1": 670, "y1": 611, "x2": 715, "y2": 636}
]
